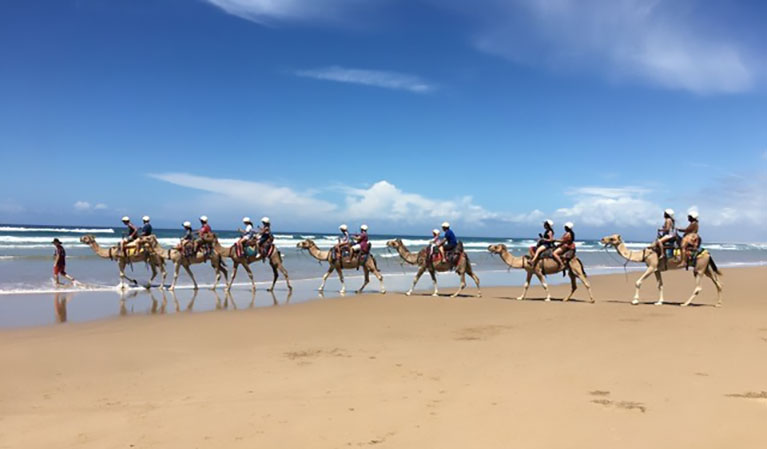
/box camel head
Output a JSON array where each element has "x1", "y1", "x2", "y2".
[
  {"x1": 296, "y1": 239, "x2": 315, "y2": 250},
  {"x1": 487, "y1": 243, "x2": 507, "y2": 254},
  {"x1": 80, "y1": 234, "x2": 96, "y2": 245},
  {"x1": 385, "y1": 239, "x2": 402, "y2": 249},
  {"x1": 600, "y1": 234, "x2": 623, "y2": 247}
]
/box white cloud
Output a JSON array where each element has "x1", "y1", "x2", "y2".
[
  {"x1": 553, "y1": 186, "x2": 659, "y2": 226},
  {"x1": 295, "y1": 66, "x2": 434, "y2": 93},
  {"x1": 468, "y1": 0, "x2": 756, "y2": 94},
  {"x1": 205, "y1": 0, "x2": 378, "y2": 25},
  {"x1": 74, "y1": 201, "x2": 108, "y2": 212}
]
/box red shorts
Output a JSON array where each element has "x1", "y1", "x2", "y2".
[{"x1": 54, "y1": 265, "x2": 66, "y2": 275}]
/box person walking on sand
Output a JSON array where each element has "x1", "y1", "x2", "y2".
[{"x1": 52, "y1": 238, "x2": 77, "y2": 287}]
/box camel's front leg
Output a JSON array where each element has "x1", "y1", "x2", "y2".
[
  {"x1": 318, "y1": 266, "x2": 334, "y2": 292},
  {"x1": 407, "y1": 267, "x2": 427, "y2": 296},
  {"x1": 357, "y1": 269, "x2": 370, "y2": 294},
  {"x1": 517, "y1": 271, "x2": 534, "y2": 300},
  {"x1": 681, "y1": 270, "x2": 703, "y2": 307},
  {"x1": 533, "y1": 271, "x2": 550, "y2": 301},
  {"x1": 226, "y1": 262, "x2": 239, "y2": 291},
  {"x1": 337, "y1": 267, "x2": 346, "y2": 294},
  {"x1": 563, "y1": 272, "x2": 578, "y2": 302},
  {"x1": 632, "y1": 266, "x2": 655, "y2": 305},
  {"x1": 653, "y1": 271, "x2": 664, "y2": 306},
  {"x1": 242, "y1": 263, "x2": 256, "y2": 291},
  {"x1": 451, "y1": 272, "x2": 467, "y2": 298},
  {"x1": 169, "y1": 264, "x2": 181, "y2": 290}
]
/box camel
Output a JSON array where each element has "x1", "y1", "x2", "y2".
[
  {"x1": 487, "y1": 244, "x2": 594, "y2": 302},
  {"x1": 600, "y1": 234, "x2": 723, "y2": 307},
  {"x1": 140, "y1": 236, "x2": 229, "y2": 291},
  {"x1": 386, "y1": 239, "x2": 481, "y2": 298},
  {"x1": 296, "y1": 239, "x2": 385, "y2": 294},
  {"x1": 80, "y1": 234, "x2": 167, "y2": 288},
  {"x1": 209, "y1": 235, "x2": 292, "y2": 292}
]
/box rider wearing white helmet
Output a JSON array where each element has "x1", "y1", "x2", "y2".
[
  {"x1": 177, "y1": 221, "x2": 194, "y2": 252},
  {"x1": 439, "y1": 221, "x2": 457, "y2": 264},
  {"x1": 677, "y1": 210, "x2": 701, "y2": 266},
  {"x1": 256, "y1": 217, "x2": 274, "y2": 257},
  {"x1": 336, "y1": 224, "x2": 353, "y2": 263},
  {"x1": 121, "y1": 216, "x2": 138, "y2": 243},
  {"x1": 235, "y1": 217, "x2": 255, "y2": 255},
  {"x1": 529, "y1": 219, "x2": 556, "y2": 266},
  {"x1": 655, "y1": 209, "x2": 676, "y2": 259},
  {"x1": 350, "y1": 224, "x2": 370, "y2": 261},
  {"x1": 552, "y1": 222, "x2": 576, "y2": 269},
  {"x1": 140, "y1": 216, "x2": 153, "y2": 237}
]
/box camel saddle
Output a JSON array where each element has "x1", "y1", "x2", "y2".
[{"x1": 445, "y1": 242, "x2": 465, "y2": 270}]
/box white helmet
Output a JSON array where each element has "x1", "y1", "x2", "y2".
[
  {"x1": 142, "y1": 216, "x2": 150, "y2": 222},
  {"x1": 664, "y1": 208, "x2": 674, "y2": 218},
  {"x1": 564, "y1": 222, "x2": 574, "y2": 229},
  {"x1": 261, "y1": 216, "x2": 270, "y2": 224},
  {"x1": 200, "y1": 215, "x2": 208, "y2": 222},
  {"x1": 339, "y1": 224, "x2": 348, "y2": 231},
  {"x1": 183, "y1": 221, "x2": 191, "y2": 228},
  {"x1": 242, "y1": 217, "x2": 251, "y2": 223},
  {"x1": 360, "y1": 224, "x2": 368, "y2": 231},
  {"x1": 441, "y1": 221, "x2": 450, "y2": 228},
  {"x1": 689, "y1": 211, "x2": 699, "y2": 220},
  {"x1": 544, "y1": 219, "x2": 554, "y2": 227},
  {"x1": 121, "y1": 216, "x2": 130, "y2": 222},
  {"x1": 432, "y1": 228, "x2": 440, "y2": 235}
]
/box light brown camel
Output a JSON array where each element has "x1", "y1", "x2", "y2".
[
  {"x1": 209, "y1": 235, "x2": 292, "y2": 292},
  {"x1": 80, "y1": 234, "x2": 167, "y2": 288},
  {"x1": 386, "y1": 239, "x2": 481, "y2": 298},
  {"x1": 140, "y1": 236, "x2": 229, "y2": 291},
  {"x1": 600, "y1": 234, "x2": 723, "y2": 307},
  {"x1": 296, "y1": 239, "x2": 385, "y2": 294},
  {"x1": 487, "y1": 243, "x2": 594, "y2": 302}
]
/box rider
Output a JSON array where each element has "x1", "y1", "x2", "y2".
[
  {"x1": 350, "y1": 224, "x2": 370, "y2": 263},
  {"x1": 529, "y1": 219, "x2": 556, "y2": 266},
  {"x1": 677, "y1": 211, "x2": 700, "y2": 266},
  {"x1": 196, "y1": 215, "x2": 213, "y2": 257},
  {"x1": 429, "y1": 228, "x2": 441, "y2": 259},
  {"x1": 337, "y1": 224, "x2": 353, "y2": 263},
  {"x1": 552, "y1": 222, "x2": 576, "y2": 269},
  {"x1": 654, "y1": 209, "x2": 676, "y2": 259},
  {"x1": 257, "y1": 217, "x2": 273, "y2": 258},
  {"x1": 140, "y1": 216, "x2": 153, "y2": 236},
  {"x1": 178, "y1": 221, "x2": 194, "y2": 255},
  {"x1": 121, "y1": 216, "x2": 138, "y2": 257},
  {"x1": 236, "y1": 217, "x2": 256, "y2": 256},
  {"x1": 439, "y1": 222, "x2": 457, "y2": 265}
]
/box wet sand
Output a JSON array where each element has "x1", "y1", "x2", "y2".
[{"x1": 1, "y1": 267, "x2": 766, "y2": 448}]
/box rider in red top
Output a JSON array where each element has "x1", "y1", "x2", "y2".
[{"x1": 198, "y1": 216, "x2": 212, "y2": 237}]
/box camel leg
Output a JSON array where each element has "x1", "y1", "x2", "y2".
[
  {"x1": 242, "y1": 264, "x2": 256, "y2": 292},
  {"x1": 517, "y1": 271, "x2": 534, "y2": 301},
  {"x1": 147, "y1": 264, "x2": 158, "y2": 289},
  {"x1": 169, "y1": 263, "x2": 181, "y2": 290},
  {"x1": 184, "y1": 264, "x2": 198, "y2": 290},
  {"x1": 337, "y1": 267, "x2": 345, "y2": 294},
  {"x1": 534, "y1": 271, "x2": 550, "y2": 301},
  {"x1": 632, "y1": 266, "x2": 655, "y2": 305},
  {"x1": 226, "y1": 262, "x2": 239, "y2": 291},
  {"x1": 214, "y1": 260, "x2": 229, "y2": 291},
  {"x1": 279, "y1": 264, "x2": 292, "y2": 291},
  {"x1": 574, "y1": 268, "x2": 594, "y2": 303},
  {"x1": 705, "y1": 265, "x2": 724, "y2": 307},
  {"x1": 159, "y1": 261, "x2": 168, "y2": 288},
  {"x1": 357, "y1": 269, "x2": 370, "y2": 294},
  {"x1": 268, "y1": 263, "x2": 279, "y2": 292},
  {"x1": 451, "y1": 271, "x2": 467, "y2": 298},
  {"x1": 563, "y1": 271, "x2": 578, "y2": 302},
  {"x1": 429, "y1": 269, "x2": 439, "y2": 296},
  {"x1": 373, "y1": 264, "x2": 385, "y2": 294},
  {"x1": 407, "y1": 267, "x2": 427, "y2": 296},
  {"x1": 653, "y1": 271, "x2": 665, "y2": 306},
  {"x1": 319, "y1": 265, "x2": 334, "y2": 292},
  {"x1": 469, "y1": 271, "x2": 481, "y2": 297}
]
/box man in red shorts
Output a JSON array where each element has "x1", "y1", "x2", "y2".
[{"x1": 52, "y1": 238, "x2": 77, "y2": 287}]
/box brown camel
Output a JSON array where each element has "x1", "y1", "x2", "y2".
[
  {"x1": 386, "y1": 239, "x2": 481, "y2": 298},
  {"x1": 80, "y1": 234, "x2": 167, "y2": 288},
  {"x1": 600, "y1": 234, "x2": 723, "y2": 307},
  {"x1": 296, "y1": 239, "x2": 385, "y2": 294},
  {"x1": 487, "y1": 243, "x2": 594, "y2": 302},
  {"x1": 140, "y1": 236, "x2": 229, "y2": 291},
  {"x1": 209, "y1": 235, "x2": 292, "y2": 292}
]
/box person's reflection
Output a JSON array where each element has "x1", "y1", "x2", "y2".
[{"x1": 53, "y1": 292, "x2": 73, "y2": 323}]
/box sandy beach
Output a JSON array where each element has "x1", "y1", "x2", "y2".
[{"x1": 1, "y1": 267, "x2": 766, "y2": 448}]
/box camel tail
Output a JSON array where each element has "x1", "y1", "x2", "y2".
[
  {"x1": 371, "y1": 254, "x2": 379, "y2": 272},
  {"x1": 709, "y1": 257, "x2": 721, "y2": 276},
  {"x1": 577, "y1": 258, "x2": 587, "y2": 277}
]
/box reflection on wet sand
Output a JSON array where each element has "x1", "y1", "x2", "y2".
[{"x1": 54, "y1": 292, "x2": 73, "y2": 323}]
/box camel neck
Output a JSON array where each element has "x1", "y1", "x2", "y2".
[
  {"x1": 500, "y1": 248, "x2": 525, "y2": 269},
  {"x1": 615, "y1": 242, "x2": 645, "y2": 263},
  {"x1": 396, "y1": 243, "x2": 418, "y2": 265}
]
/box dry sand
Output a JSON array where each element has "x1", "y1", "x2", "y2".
[{"x1": 1, "y1": 267, "x2": 766, "y2": 448}]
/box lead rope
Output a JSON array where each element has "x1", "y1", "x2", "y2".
[{"x1": 603, "y1": 245, "x2": 630, "y2": 282}]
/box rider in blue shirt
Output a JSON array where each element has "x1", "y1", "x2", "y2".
[
  {"x1": 140, "y1": 216, "x2": 153, "y2": 236},
  {"x1": 438, "y1": 222, "x2": 457, "y2": 262}
]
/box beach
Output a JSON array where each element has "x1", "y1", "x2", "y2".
[{"x1": 1, "y1": 267, "x2": 765, "y2": 448}]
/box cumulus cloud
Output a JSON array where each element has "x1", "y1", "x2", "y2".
[
  {"x1": 74, "y1": 201, "x2": 107, "y2": 212},
  {"x1": 553, "y1": 186, "x2": 659, "y2": 226},
  {"x1": 295, "y1": 66, "x2": 435, "y2": 93}
]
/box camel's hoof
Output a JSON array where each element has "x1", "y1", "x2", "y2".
[
  {"x1": 589, "y1": 299, "x2": 596, "y2": 304},
  {"x1": 476, "y1": 293, "x2": 482, "y2": 298},
  {"x1": 168, "y1": 286, "x2": 175, "y2": 291},
  {"x1": 654, "y1": 301, "x2": 664, "y2": 306},
  {"x1": 631, "y1": 299, "x2": 639, "y2": 305},
  {"x1": 380, "y1": 290, "x2": 386, "y2": 294},
  {"x1": 715, "y1": 303, "x2": 722, "y2": 308},
  {"x1": 266, "y1": 288, "x2": 273, "y2": 292},
  {"x1": 355, "y1": 290, "x2": 362, "y2": 294},
  {"x1": 516, "y1": 297, "x2": 523, "y2": 301},
  {"x1": 680, "y1": 302, "x2": 689, "y2": 307},
  {"x1": 545, "y1": 297, "x2": 552, "y2": 302},
  {"x1": 406, "y1": 291, "x2": 413, "y2": 296}
]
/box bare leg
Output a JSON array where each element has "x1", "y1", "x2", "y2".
[
  {"x1": 529, "y1": 246, "x2": 546, "y2": 266},
  {"x1": 632, "y1": 266, "x2": 655, "y2": 305}
]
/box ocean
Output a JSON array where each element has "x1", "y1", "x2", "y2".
[{"x1": 1, "y1": 224, "x2": 765, "y2": 327}]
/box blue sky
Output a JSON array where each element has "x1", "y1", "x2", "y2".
[{"x1": 0, "y1": 0, "x2": 765, "y2": 240}]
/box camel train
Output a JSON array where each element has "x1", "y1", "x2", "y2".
[{"x1": 81, "y1": 210, "x2": 722, "y2": 307}]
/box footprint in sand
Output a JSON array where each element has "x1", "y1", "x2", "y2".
[
  {"x1": 589, "y1": 391, "x2": 646, "y2": 413},
  {"x1": 284, "y1": 348, "x2": 350, "y2": 362},
  {"x1": 454, "y1": 325, "x2": 513, "y2": 341},
  {"x1": 726, "y1": 391, "x2": 767, "y2": 405}
]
